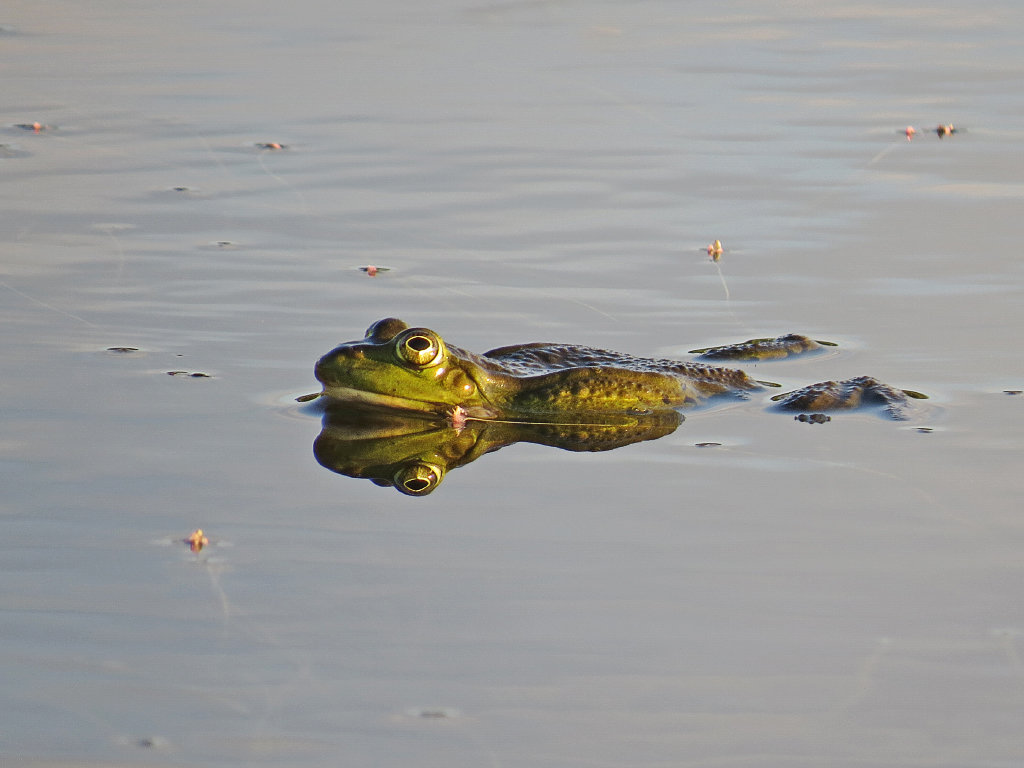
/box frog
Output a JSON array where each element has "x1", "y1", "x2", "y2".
[{"x1": 312, "y1": 318, "x2": 926, "y2": 422}]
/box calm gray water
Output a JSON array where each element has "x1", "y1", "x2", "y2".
[{"x1": 3, "y1": 1, "x2": 1023, "y2": 766}]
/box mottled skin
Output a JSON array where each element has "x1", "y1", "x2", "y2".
[
  {"x1": 314, "y1": 405, "x2": 682, "y2": 496},
  {"x1": 314, "y1": 318, "x2": 923, "y2": 420},
  {"x1": 690, "y1": 334, "x2": 836, "y2": 361},
  {"x1": 771, "y1": 375, "x2": 923, "y2": 420}
]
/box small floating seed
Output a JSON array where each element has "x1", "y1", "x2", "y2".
[
  {"x1": 447, "y1": 405, "x2": 469, "y2": 430},
  {"x1": 15, "y1": 122, "x2": 52, "y2": 133},
  {"x1": 406, "y1": 706, "x2": 461, "y2": 719},
  {"x1": 184, "y1": 529, "x2": 208, "y2": 552}
]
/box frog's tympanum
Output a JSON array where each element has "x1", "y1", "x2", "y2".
[{"x1": 309, "y1": 318, "x2": 926, "y2": 494}]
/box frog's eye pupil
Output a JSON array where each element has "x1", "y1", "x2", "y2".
[
  {"x1": 407, "y1": 335, "x2": 431, "y2": 352},
  {"x1": 397, "y1": 330, "x2": 443, "y2": 367}
]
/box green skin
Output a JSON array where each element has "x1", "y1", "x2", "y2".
[
  {"x1": 314, "y1": 318, "x2": 924, "y2": 420},
  {"x1": 314, "y1": 405, "x2": 682, "y2": 496}
]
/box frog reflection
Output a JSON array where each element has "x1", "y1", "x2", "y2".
[{"x1": 312, "y1": 403, "x2": 681, "y2": 496}]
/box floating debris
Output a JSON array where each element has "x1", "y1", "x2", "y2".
[
  {"x1": 136, "y1": 736, "x2": 169, "y2": 749},
  {"x1": 405, "y1": 706, "x2": 461, "y2": 720},
  {"x1": 14, "y1": 122, "x2": 53, "y2": 133},
  {"x1": 1003, "y1": 389, "x2": 1022, "y2": 396},
  {"x1": 706, "y1": 239, "x2": 723, "y2": 259},
  {"x1": 167, "y1": 370, "x2": 212, "y2": 378},
  {"x1": 914, "y1": 426, "x2": 934, "y2": 433},
  {"x1": 255, "y1": 141, "x2": 287, "y2": 150},
  {"x1": 184, "y1": 529, "x2": 208, "y2": 552},
  {"x1": 795, "y1": 413, "x2": 831, "y2": 424},
  {"x1": 695, "y1": 441, "x2": 722, "y2": 448},
  {"x1": 115, "y1": 734, "x2": 170, "y2": 749},
  {"x1": 447, "y1": 405, "x2": 469, "y2": 431},
  {"x1": 106, "y1": 346, "x2": 140, "y2": 354}
]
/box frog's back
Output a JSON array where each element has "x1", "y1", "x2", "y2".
[{"x1": 484, "y1": 343, "x2": 760, "y2": 398}]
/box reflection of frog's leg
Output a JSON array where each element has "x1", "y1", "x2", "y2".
[
  {"x1": 690, "y1": 334, "x2": 836, "y2": 361},
  {"x1": 771, "y1": 375, "x2": 926, "y2": 420}
]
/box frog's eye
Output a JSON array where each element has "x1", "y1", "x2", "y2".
[
  {"x1": 395, "y1": 329, "x2": 444, "y2": 368},
  {"x1": 393, "y1": 461, "x2": 443, "y2": 496}
]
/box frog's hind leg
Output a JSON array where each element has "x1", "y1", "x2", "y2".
[
  {"x1": 771, "y1": 375, "x2": 926, "y2": 420},
  {"x1": 690, "y1": 334, "x2": 835, "y2": 361}
]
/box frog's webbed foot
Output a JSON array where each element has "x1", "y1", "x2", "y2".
[
  {"x1": 690, "y1": 334, "x2": 836, "y2": 361},
  {"x1": 771, "y1": 375, "x2": 927, "y2": 420}
]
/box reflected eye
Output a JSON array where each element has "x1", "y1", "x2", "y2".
[
  {"x1": 393, "y1": 462, "x2": 443, "y2": 496},
  {"x1": 395, "y1": 329, "x2": 444, "y2": 368}
]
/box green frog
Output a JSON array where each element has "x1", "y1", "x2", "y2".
[{"x1": 313, "y1": 318, "x2": 925, "y2": 421}]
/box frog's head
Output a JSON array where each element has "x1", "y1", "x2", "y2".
[{"x1": 315, "y1": 318, "x2": 496, "y2": 417}]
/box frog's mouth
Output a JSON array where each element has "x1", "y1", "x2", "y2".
[
  {"x1": 318, "y1": 385, "x2": 444, "y2": 414},
  {"x1": 317, "y1": 384, "x2": 498, "y2": 420}
]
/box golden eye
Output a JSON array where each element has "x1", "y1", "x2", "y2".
[
  {"x1": 394, "y1": 462, "x2": 443, "y2": 495},
  {"x1": 395, "y1": 329, "x2": 444, "y2": 367}
]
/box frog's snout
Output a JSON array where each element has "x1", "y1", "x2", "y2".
[{"x1": 315, "y1": 345, "x2": 362, "y2": 384}]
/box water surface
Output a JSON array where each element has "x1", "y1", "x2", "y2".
[{"x1": 3, "y1": 1, "x2": 1023, "y2": 765}]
